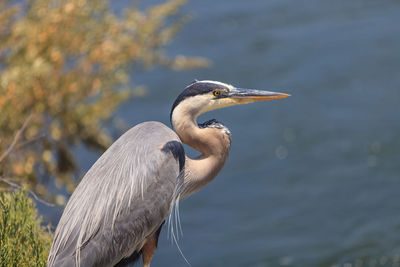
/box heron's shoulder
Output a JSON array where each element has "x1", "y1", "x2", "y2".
[
  {"x1": 121, "y1": 121, "x2": 178, "y2": 142},
  {"x1": 161, "y1": 141, "x2": 185, "y2": 172},
  {"x1": 131, "y1": 121, "x2": 173, "y2": 133}
]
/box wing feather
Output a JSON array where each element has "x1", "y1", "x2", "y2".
[{"x1": 48, "y1": 122, "x2": 184, "y2": 267}]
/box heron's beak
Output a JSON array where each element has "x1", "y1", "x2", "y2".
[{"x1": 228, "y1": 88, "x2": 290, "y2": 104}]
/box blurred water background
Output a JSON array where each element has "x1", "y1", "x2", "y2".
[{"x1": 43, "y1": 0, "x2": 400, "y2": 266}]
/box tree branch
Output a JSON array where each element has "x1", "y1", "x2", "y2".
[
  {"x1": 0, "y1": 114, "x2": 32, "y2": 163},
  {"x1": 0, "y1": 177, "x2": 55, "y2": 207}
]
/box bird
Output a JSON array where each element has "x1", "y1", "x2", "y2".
[{"x1": 47, "y1": 80, "x2": 290, "y2": 267}]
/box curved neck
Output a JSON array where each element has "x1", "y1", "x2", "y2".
[{"x1": 172, "y1": 108, "x2": 230, "y2": 197}]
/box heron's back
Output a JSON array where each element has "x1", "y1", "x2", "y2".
[{"x1": 48, "y1": 121, "x2": 184, "y2": 267}]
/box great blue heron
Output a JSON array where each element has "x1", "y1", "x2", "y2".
[{"x1": 47, "y1": 80, "x2": 289, "y2": 267}]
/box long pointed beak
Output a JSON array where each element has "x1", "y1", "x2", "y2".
[{"x1": 228, "y1": 88, "x2": 290, "y2": 104}]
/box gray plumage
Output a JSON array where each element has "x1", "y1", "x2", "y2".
[
  {"x1": 47, "y1": 80, "x2": 289, "y2": 267},
  {"x1": 48, "y1": 122, "x2": 183, "y2": 266}
]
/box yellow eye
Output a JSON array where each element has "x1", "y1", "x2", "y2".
[{"x1": 213, "y1": 90, "x2": 221, "y2": 97}]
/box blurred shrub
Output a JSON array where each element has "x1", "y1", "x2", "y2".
[
  {"x1": 0, "y1": 0, "x2": 209, "y2": 201},
  {"x1": 0, "y1": 190, "x2": 52, "y2": 266}
]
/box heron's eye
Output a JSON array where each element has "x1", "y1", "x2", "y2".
[{"x1": 213, "y1": 90, "x2": 221, "y2": 97}]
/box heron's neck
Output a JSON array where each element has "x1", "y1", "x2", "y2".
[{"x1": 172, "y1": 111, "x2": 230, "y2": 197}]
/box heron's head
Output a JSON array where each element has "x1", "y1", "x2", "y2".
[{"x1": 170, "y1": 80, "x2": 290, "y2": 126}]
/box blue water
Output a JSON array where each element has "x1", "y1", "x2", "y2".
[{"x1": 43, "y1": 0, "x2": 400, "y2": 266}]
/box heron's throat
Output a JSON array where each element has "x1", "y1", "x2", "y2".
[
  {"x1": 171, "y1": 109, "x2": 231, "y2": 156},
  {"x1": 171, "y1": 109, "x2": 231, "y2": 197}
]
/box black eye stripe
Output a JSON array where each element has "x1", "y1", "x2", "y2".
[{"x1": 170, "y1": 81, "x2": 230, "y2": 121}]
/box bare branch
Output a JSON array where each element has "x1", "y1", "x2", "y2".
[
  {"x1": 0, "y1": 114, "x2": 33, "y2": 163},
  {"x1": 0, "y1": 177, "x2": 55, "y2": 207},
  {"x1": 15, "y1": 133, "x2": 46, "y2": 149}
]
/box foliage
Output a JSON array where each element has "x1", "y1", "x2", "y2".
[
  {"x1": 0, "y1": 0, "x2": 209, "y2": 202},
  {"x1": 0, "y1": 190, "x2": 52, "y2": 266}
]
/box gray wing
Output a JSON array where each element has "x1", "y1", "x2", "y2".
[{"x1": 47, "y1": 121, "x2": 185, "y2": 267}]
